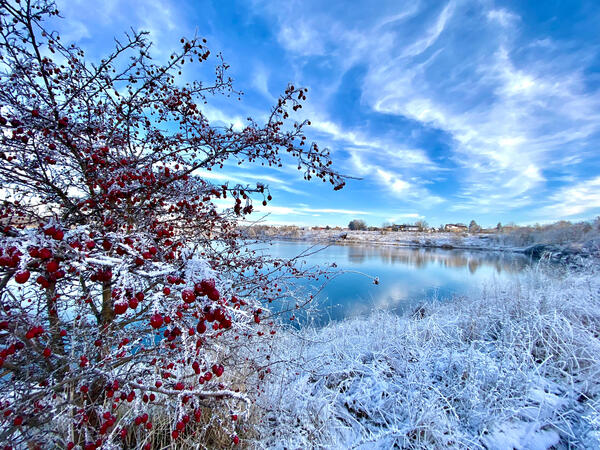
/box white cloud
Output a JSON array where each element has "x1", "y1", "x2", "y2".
[
  {"x1": 401, "y1": 1, "x2": 454, "y2": 57},
  {"x1": 253, "y1": 205, "x2": 372, "y2": 217},
  {"x1": 539, "y1": 177, "x2": 600, "y2": 218},
  {"x1": 251, "y1": 65, "x2": 275, "y2": 101},
  {"x1": 348, "y1": 153, "x2": 443, "y2": 205},
  {"x1": 486, "y1": 9, "x2": 519, "y2": 27},
  {"x1": 257, "y1": 0, "x2": 600, "y2": 219},
  {"x1": 202, "y1": 105, "x2": 246, "y2": 131},
  {"x1": 365, "y1": 37, "x2": 600, "y2": 212},
  {"x1": 57, "y1": 0, "x2": 180, "y2": 57},
  {"x1": 385, "y1": 213, "x2": 424, "y2": 222},
  {"x1": 376, "y1": 168, "x2": 410, "y2": 193},
  {"x1": 310, "y1": 119, "x2": 434, "y2": 167},
  {"x1": 302, "y1": 208, "x2": 372, "y2": 215},
  {"x1": 278, "y1": 21, "x2": 327, "y2": 56}
]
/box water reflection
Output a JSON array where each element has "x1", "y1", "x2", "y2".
[
  {"x1": 262, "y1": 241, "x2": 533, "y2": 326},
  {"x1": 343, "y1": 244, "x2": 529, "y2": 273}
]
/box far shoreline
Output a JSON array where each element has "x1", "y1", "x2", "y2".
[{"x1": 243, "y1": 227, "x2": 600, "y2": 263}]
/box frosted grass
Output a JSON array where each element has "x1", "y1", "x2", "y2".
[{"x1": 253, "y1": 261, "x2": 600, "y2": 448}]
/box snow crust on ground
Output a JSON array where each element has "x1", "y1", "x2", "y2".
[{"x1": 253, "y1": 263, "x2": 600, "y2": 449}]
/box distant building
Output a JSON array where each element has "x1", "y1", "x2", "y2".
[{"x1": 444, "y1": 223, "x2": 468, "y2": 232}]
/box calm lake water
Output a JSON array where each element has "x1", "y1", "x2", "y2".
[{"x1": 256, "y1": 240, "x2": 534, "y2": 326}]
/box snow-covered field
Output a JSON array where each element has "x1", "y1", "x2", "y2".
[{"x1": 252, "y1": 261, "x2": 600, "y2": 448}]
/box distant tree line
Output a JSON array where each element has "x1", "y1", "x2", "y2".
[{"x1": 246, "y1": 218, "x2": 600, "y2": 243}]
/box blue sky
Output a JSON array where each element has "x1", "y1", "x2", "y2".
[{"x1": 54, "y1": 0, "x2": 600, "y2": 228}]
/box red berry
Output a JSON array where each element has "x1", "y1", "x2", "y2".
[
  {"x1": 114, "y1": 303, "x2": 128, "y2": 315},
  {"x1": 36, "y1": 276, "x2": 49, "y2": 288},
  {"x1": 39, "y1": 248, "x2": 52, "y2": 259},
  {"x1": 43, "y1": 347, "x2": 51, "y2": 358},
  {"x1": 14, "y1": 270, "x2": 30, "y2": 284},
  {"x1": 13, "y1": 416, "x2": 23, "y2": 426},
  {"x1": 181, "y1": 289, "x2": 195, "y2": 303},
  {"x1": 46, "y1": 260, "x2": 59, "y2": 272},
  {"x1": 150, "y1": 313, "x2": 163, "y2": 329},
  {"x1": 200, "y1": 279, "x2": 215, "y2": 292},
  {"x1": 207, "y1": 288, "x2": 220, "y2": 301}
]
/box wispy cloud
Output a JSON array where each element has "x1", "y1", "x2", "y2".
[
  {"x1": 57, "y1": 0, "x2": 181, "y2": 57},
  {"x1": 401, "y1": 1, "x2": 454, "y2": 57},
  {"x1": 486, "y1": 9, "x2": 519, "y2": 27},
  {"x1": 53, "y1": 0, "x2": 600, "y2": 226},
  {"x1": 539, "y1": 177, "x2": 600, "y2": 218},
  {"x1": 253, "y1": 0, "x2": 600, "y2": 224}
]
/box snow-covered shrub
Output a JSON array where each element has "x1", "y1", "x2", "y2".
[{"x1": 0, "y1": 1, "x2": 345, "y2": 447}]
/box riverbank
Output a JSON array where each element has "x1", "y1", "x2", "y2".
[
  {"x1": 244, "y1": 227, "x2": 600, "y2": 264},
  {"x1": 252, "y1": 262, "x2": 600, "y2": 448}
]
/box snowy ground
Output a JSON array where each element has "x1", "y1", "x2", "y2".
[
  {"x1": 249, "y1": 228, "x2": 508, "y2": 250},
  {"x1": 250, "y1": 261, "x2": 600, "y2": 448},
  {"x1": 244, "y1": 227, "x2": 600, "y2": 264}
]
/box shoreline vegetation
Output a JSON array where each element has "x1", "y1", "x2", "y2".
[
  {"x1": 243, "y1": 219, "x2": 600, "y2": 263},
  {"x1": 237, "y1": 219, "x2": 600, "y2": 448},
  {"x1": 255, "y1": 262, "x2": 600, "y2": 449}
]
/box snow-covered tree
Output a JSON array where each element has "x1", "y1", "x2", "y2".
[
  {"x1": 0, "y1": 1, "x2": 345, "y2": 447},
  {"x1": 348, "y1": 219, "x2": 367, "y2": 231},
  {"x1": 469, "y1": 220, "x2": 481, "y2": 233}
]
